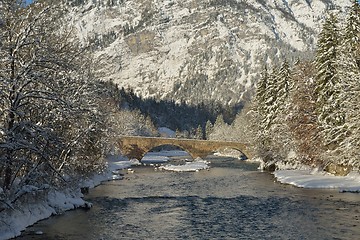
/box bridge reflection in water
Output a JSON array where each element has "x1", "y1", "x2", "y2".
[{"x1": 118, "y1": 136, "x2": 253, "y2": 161}]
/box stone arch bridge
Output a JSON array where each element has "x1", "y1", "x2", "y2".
[{"x1": 118, "y1": 136, "x2": 253, "y2": 161}]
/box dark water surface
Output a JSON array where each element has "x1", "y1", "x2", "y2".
[{"x1": 19, "y1": 156, "x2": 360, "y2": 240}]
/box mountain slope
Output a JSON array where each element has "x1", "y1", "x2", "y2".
[{"x1": 66, "y1": 0, "x2": 351, "y2": 105}]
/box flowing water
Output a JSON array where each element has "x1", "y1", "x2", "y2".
[{"x1": 18, "y1": 156, "x2": 360, "y2": 240}]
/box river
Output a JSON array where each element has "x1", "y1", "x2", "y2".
[{"x1": 18, "y1": 154, "x2": 360, "y2": 240}]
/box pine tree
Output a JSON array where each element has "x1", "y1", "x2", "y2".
[
  {"x1": 334, "y1": 1, "x2": 360, "y2": 168},
  {"x1": 314, "y1": 13, "x2": 343, "y2": 147},
  {"x1": 195, "y1": 125, "x2": 203, "y2": 140},
  {"x1": 205, "y1": 120, "x2": 213, "y2": 140},
  {"x1": 267, "y1": 61, "x2": 295, "y2": 161},
  {"x1": 208, "y1": 114, "x2": 230, "y2": 141},
  {"x1": 276, "y1": 60, "x2": 292, "y2": 105},
  {"x1": 344, "y1": 0, "x2": 360, "y2": 68},
  {"x1": 262, "y1": 66, "x2": 280, "y2": 129},
  {"x1": 255, "y1": 66, "x2": 268, "y2": 118},
  {"x1": 213, "y1": 114, "x2": 225, "y2": 129}
]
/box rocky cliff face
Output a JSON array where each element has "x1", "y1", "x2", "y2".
[{"x1": 66, "y1": 0, "x2": 351, "y2": 105}]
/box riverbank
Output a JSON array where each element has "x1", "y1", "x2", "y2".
[
  {"x1": 0, "y1": 188, "x2": 89, "y2": 240},
  {"x1": 0, "y1": 155, "x2": 129, "y2": 240}
]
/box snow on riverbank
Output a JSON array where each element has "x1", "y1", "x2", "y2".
[
  {"x1": 257, "y1": 156, "x2": 360, "y2": 193},
  {"x1": 81, "y1": 154, "x2": 131, "y2": 188},
  {"x1": 0, "y1": 155, "x2": 134, "y2": 240},
  {"x1": 0, "y1": 189, "x2": 90, "y2": 240},
  {"x1": 274, "y1": 170, "x2": 360, "y2": 192}
]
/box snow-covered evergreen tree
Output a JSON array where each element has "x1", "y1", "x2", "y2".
[
  {"x1": 213, "y1": 114, "x2": 226, "y2": 130},
  {"x1": 209, "y1": 114, "x2": 231, "y2": 141},
  {"x1": 252, "y1": 61, "x2": 295, "y2": 163},
  {"x1": 255, "y1": 67, "x2": 268, "y2": 118},
  {"x1": 262, "y1": 66, "x2": 279, "y2": 130},
  {"x1": 205, "y1": 120, "x2": 213, "y2": 140},
  {"x1": 314, "y1": 13, "x2": 344, "y2": 147},
  {"x1": 195, "y1": 125, "x2": 203, "y2": 140},
  {"x1": 334, "y1": 1, "x2": 360, "y2": 169},
  {"x1": 253, "y1": 66, "x2": 274, "y2": 160},
  {"x1": 270, "y1": 60, "x2": 295, "y2": 160},
  {"x1": 344, "y1": 0, "x2": 360, "y2": 69},
  {"x1": 276, "y1": 60, "x2": 293, "y2": 105}
]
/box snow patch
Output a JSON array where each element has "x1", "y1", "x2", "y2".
[{"x1": 274, "y1": 170, "x2": 360, "y2": 192}]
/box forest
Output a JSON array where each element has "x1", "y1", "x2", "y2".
[{"x1": 210, "y1": 1, "x2": 360, "y2": 175}]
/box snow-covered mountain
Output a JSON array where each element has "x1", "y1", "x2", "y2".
[{"x1": 66, "y1": 0, "x2": 351, "y2": 105}]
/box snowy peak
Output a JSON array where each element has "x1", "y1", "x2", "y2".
[{"x1": 66, "y1": 0, "x2": 351, "y2": 105}]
